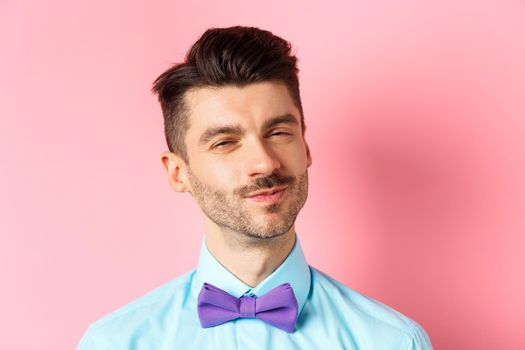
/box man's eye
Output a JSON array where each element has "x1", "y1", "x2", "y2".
[
  {"x1": 270, "y1": 131, "x2": 292, "y2": 137},
  {"x1": 212, "y1": 140, "x2": 234, "y2": 149}
]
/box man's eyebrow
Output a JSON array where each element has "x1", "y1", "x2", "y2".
[
  {"x1": 198, "y1": 113, "x2": 299, "y2": 145},
  {"x1": 199, "y1": 124, "x2": 243, "y2": 145},
  {"x1": 262, "y1": 113, "x2": 299, "y2": 130}
]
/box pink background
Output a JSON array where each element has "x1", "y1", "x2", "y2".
[{"x1": 1, "y1": 1, "x2": 524, "y2": 349}]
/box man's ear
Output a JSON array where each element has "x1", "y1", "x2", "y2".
[
  {"x1": 305, "y1": 140, "x2": 313, "y2": 168},
  {"x1": 160, "y1": 151, "x2": 190, "y2": 193}
]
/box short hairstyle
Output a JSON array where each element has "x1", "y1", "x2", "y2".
[{"x1": 151, "y1": 26, "x2": 304, "y2": 163}]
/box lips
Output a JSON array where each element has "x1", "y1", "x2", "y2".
[
  {"x1": 245, "y1": 187, "x2": 287, "y2": 204},
  {"x1": 245, "y1": 186, "x2": 288, "y2": 198}
]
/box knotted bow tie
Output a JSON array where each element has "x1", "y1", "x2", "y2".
[{"x1": 197, "y1": 282, "x2": 298, "y2": 333}]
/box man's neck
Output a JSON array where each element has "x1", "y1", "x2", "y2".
[{"x1": 204, "y1": 223, "x2": 297, "y2": 288}]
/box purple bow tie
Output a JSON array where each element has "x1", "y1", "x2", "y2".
[{"x1": 197, "y1": 282, "x2": 298, "y2": 333}]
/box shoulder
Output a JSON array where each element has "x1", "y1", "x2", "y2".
[
  {"x1": 308, "y1": 266, "x2": 433, "y2": 349},
  {"x1": 77, "y1": 269, "x2": 195, "y2": 349},
  {"x1": 309, "y1": 266, "x2": 412, "y2": 331}
]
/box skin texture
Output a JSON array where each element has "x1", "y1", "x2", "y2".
[{"x1": 161, "y1": 81, "x2": 312, "y2": 287}]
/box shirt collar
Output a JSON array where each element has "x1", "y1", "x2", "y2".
[{"x1": 193, "y1": 234, "x2": 311, "y2": 315}]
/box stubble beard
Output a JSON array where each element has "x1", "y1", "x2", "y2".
[{"x1": 187, "y1": 169, "x2": 309, "y2": 241}]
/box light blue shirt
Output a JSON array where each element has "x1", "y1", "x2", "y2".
[{"x1": 77, "y1": 236, "x2": 433, "y2": 349}]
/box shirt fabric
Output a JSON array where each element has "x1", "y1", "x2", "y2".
[{"x1": 77, "y1": 235, "x2": 433, "y2": 349}]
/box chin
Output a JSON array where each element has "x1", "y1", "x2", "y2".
[{"x1": 254, "y1": 220, "x2": 293, "y2": 238}]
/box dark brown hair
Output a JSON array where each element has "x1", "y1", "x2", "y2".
[{"x1": 151, "y1": 26, "x2": 304, "y2": 163}]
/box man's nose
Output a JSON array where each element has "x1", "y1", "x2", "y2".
[{"x1": 244, "y1": 138, "x2": 281, "y2": 178}]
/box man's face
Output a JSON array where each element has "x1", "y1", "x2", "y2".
[{"x1": 179, "y1": 81, "x2": 312, "y2": 240}]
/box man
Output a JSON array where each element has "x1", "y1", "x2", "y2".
[{"x1": 77, "y1": 26, "x2": 433, "y2": 349}]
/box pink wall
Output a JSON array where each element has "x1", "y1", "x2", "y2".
[{"x1": 2, "y1": 1, "x2": 524, "y2": 349}]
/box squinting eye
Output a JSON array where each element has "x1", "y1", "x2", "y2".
[
  {"x1": 270, "y1": 132, "x2": 291, "y2": 137},
  {"x1": 212, "y1": 140, "x2": 234, "y2": 149}
]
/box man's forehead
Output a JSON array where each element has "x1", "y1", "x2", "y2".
[
  {"x1": 183, "y1": 85, "x2": 223, "y2": 108},
  {"x1": 182, "y1": 82, "x2": 300, "y2": 130},
  {"x1": 183, "y1": 81, "x2": 290, "y2": 106}
]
